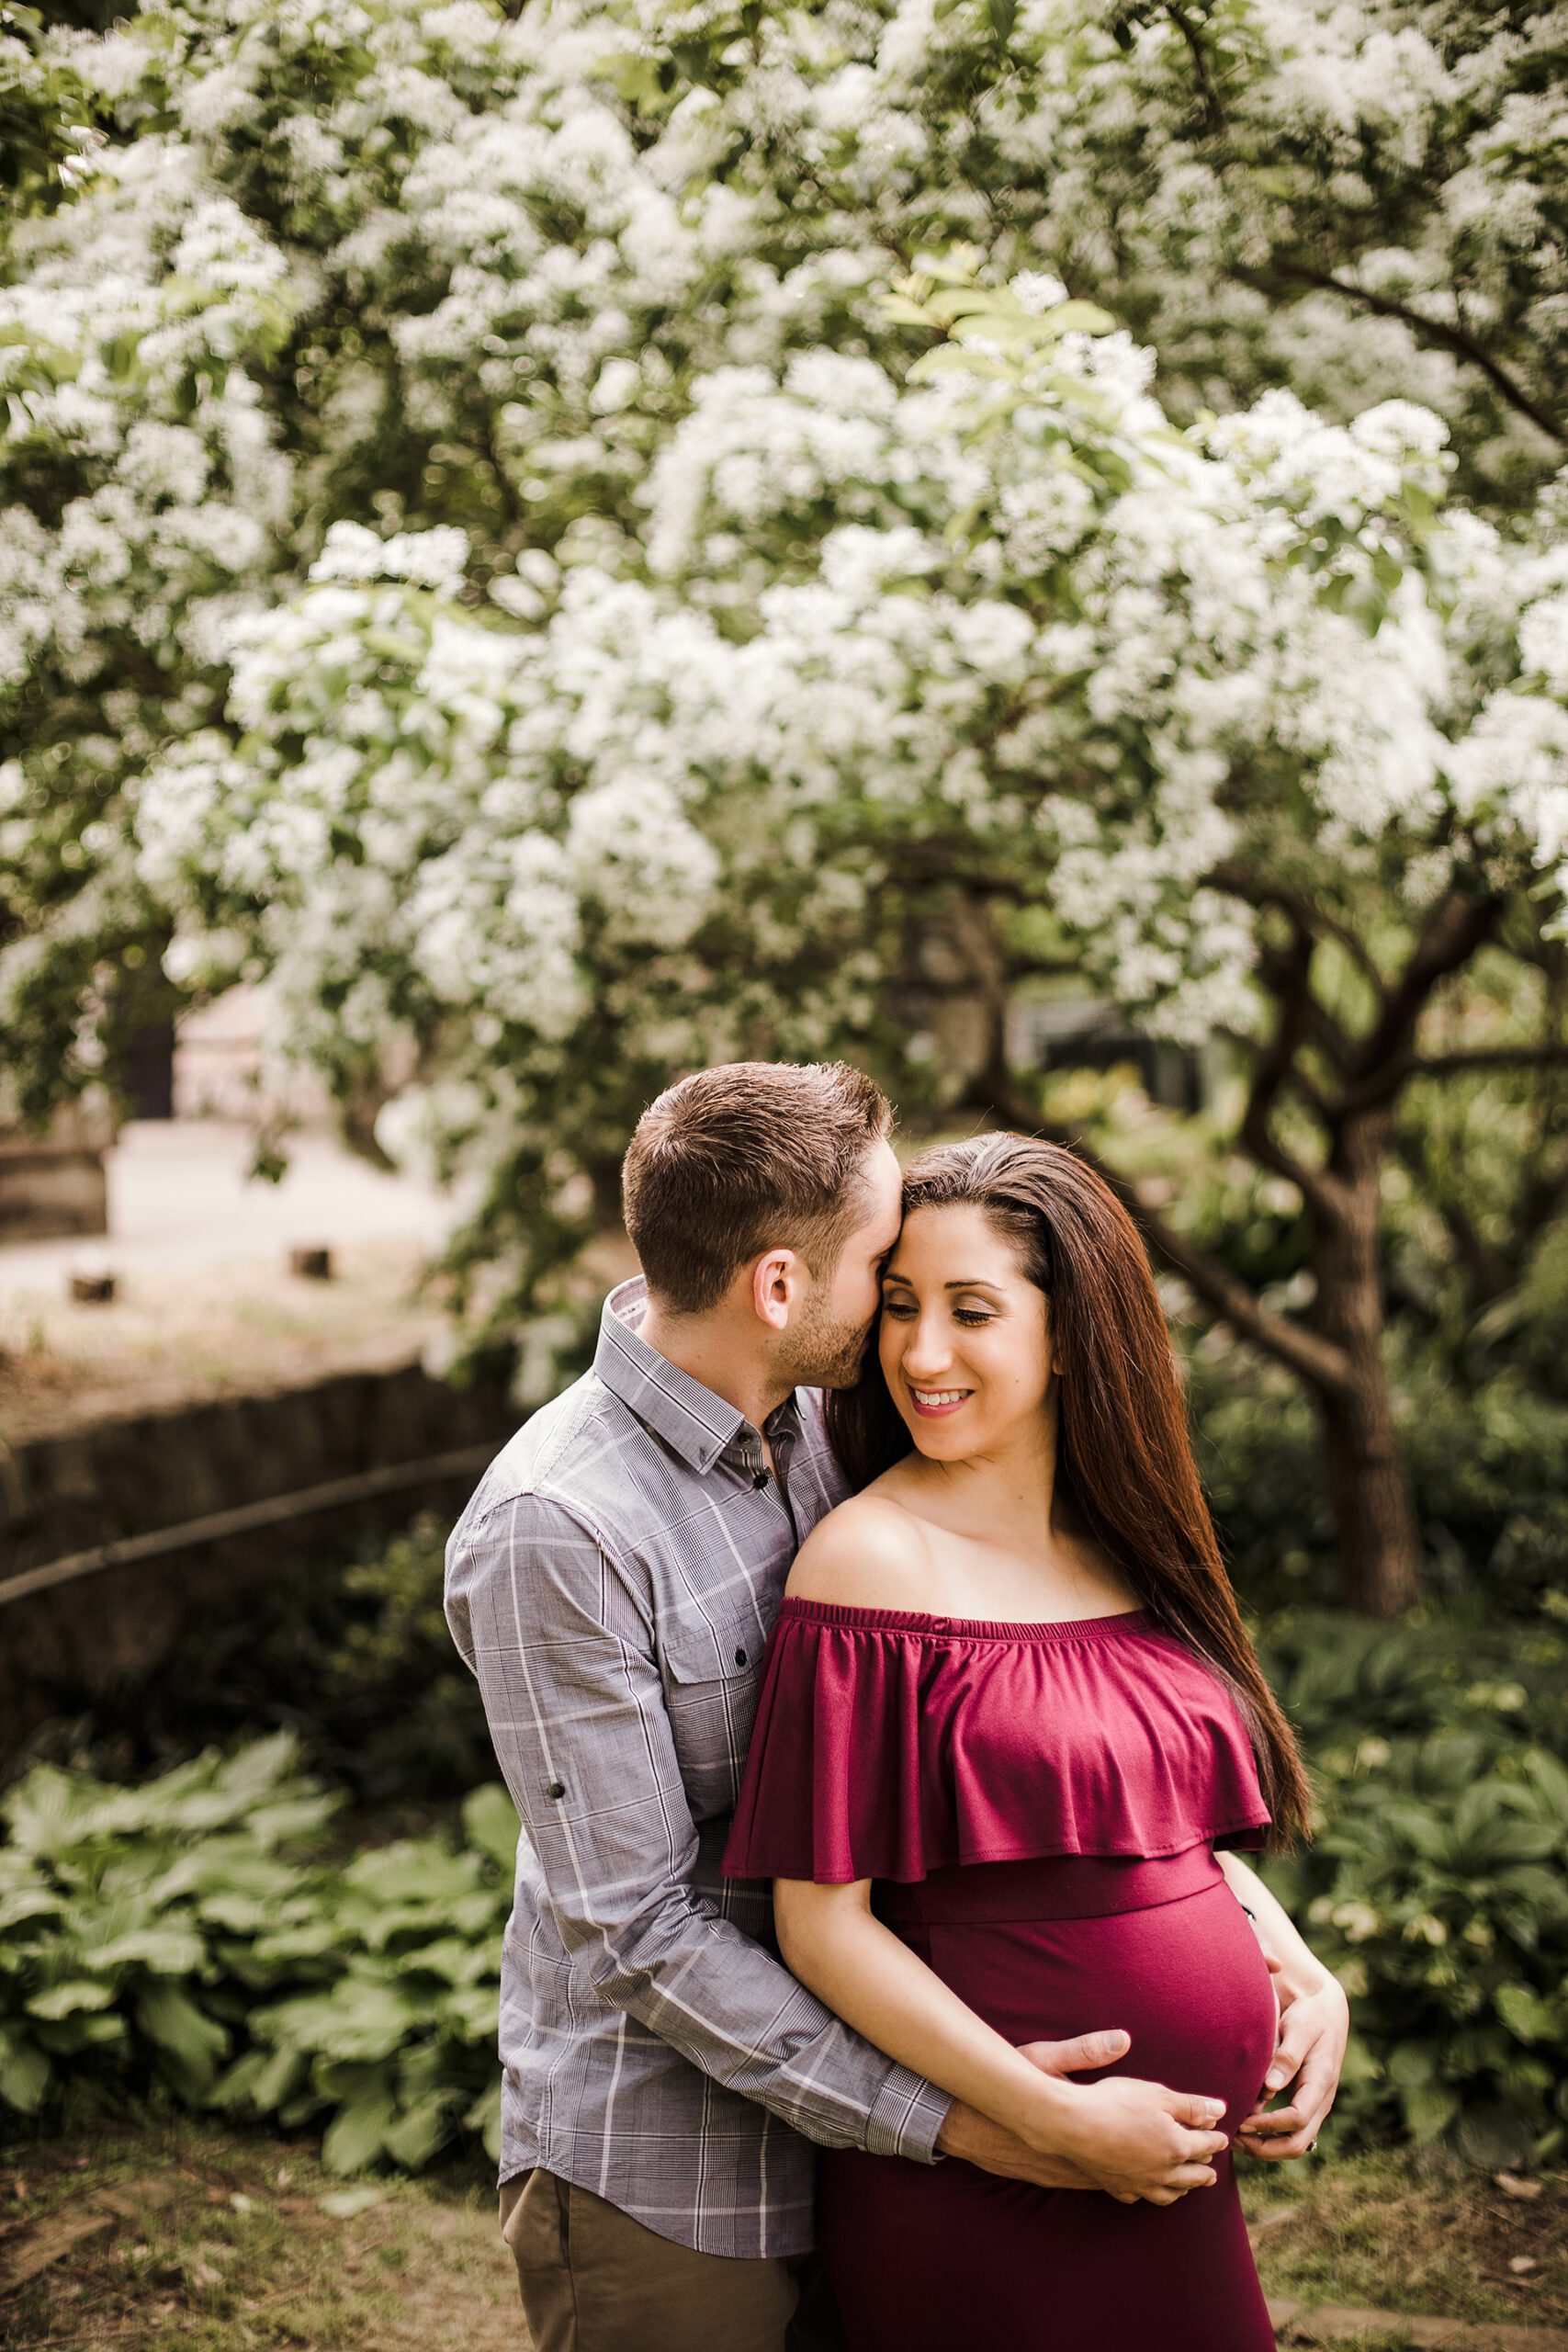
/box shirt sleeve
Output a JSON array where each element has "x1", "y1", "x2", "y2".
[{"x1": 445, "y1": 1487, "x2": 950, "y2": 2164}]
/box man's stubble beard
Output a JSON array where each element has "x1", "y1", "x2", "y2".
[{"x1": 777, "y1": 1291, "x2": 875, "y2": 1393}]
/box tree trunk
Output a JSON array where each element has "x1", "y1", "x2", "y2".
[{"x1": 1309, "y1": 1109, "x2": 1424, "y2": 1616}]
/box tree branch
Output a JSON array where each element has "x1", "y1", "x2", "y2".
[
  {"x1": 1409, "y1": 1042, "x2": 1568, "y2": 1080},
  {"x1": 1392, "y1": 1125, "x2": 1511, "y2": 1306},
  {"x1": 1340, "y1": 891, "x2": 1505, "y2": 1112},
  {"x1": 1208, "y1": 860, "x2": 1388, "y2": 1009},
  {"x1": 1242, "y1": 930, "x2": 1349, "y2": 1218},
  {"x1": 1238, "y1": 260, "x2": 1564, "y2": 449},
  {"x1": 1164, "y1": 2, "x2": 1226, "y2": 135}
]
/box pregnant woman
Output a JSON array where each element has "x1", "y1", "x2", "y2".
[{"x1": 722, "y1": 1135, "x2": 1346, "y2": 2351}]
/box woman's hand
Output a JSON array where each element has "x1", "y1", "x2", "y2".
[
  {"x1": 1036, "y1": 2072, "x2": 1232, "y2": 2206},
  {"x1": 1235, "y1": 1968, "x2": 1348, "y2": 2163}
]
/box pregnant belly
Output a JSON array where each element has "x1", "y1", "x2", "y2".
[{"x1": 882, "y1": 1849, "x2": 1280, "y2": 2135}]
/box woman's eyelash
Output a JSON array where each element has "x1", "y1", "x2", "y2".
[{"x1": 880, "y1": 1301, "x2": 994, "y2": 1326}]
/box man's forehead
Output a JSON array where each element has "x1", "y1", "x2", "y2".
[{"x1": 859, "y1": 1141, "x2": 904, "y2": 1243}]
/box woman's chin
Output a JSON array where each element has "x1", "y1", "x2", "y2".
[{"x1": 900, "y1": 1411, "x2": 978, "y2": 1458}]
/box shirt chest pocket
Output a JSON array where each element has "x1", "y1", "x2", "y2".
[{"x1": 660, "y1": 1606, "x2": 764, "y2": 1821}]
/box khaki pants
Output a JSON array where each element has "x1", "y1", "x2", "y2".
[{"x1": 499, "y1": 2169, "x2": 844, "y2": 2352}]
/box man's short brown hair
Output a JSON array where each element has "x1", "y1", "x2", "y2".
[{"x1": 622, "y1": 1061, "x2": 894, "y2": 1314}]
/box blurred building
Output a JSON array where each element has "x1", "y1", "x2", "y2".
[{"x1": 0, "y1": 1102, "x2": 116, "y2": 1241}]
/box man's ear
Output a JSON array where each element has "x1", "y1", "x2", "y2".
[{"x1": 750, "y1": 1248, "x2": 801, "y2": 1334}]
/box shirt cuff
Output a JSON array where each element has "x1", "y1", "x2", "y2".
[{"x1": 862, "y1": 2062, "x2": 953, "y2": 2165}]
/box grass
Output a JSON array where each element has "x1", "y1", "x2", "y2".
[
  {"x1": 0, "y1": 2119, "x2": 517, "y2": 2352},
  {"x1": 1243, "y1": 2145, "x2": 1568, "y2": 2328},
  {"x1": 2, "y1": 2121, "x2": 1562, "y2": 2348}
]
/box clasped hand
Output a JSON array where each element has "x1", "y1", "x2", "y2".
[
  {"x1": 941, "y1": 1974, "x2": 1347, "y2": 2206},
  {"x1": 936, "y1": 2030, "x2": 1228, "y2": 2206}
]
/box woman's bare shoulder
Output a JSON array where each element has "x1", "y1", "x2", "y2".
[{"x1": 784, "y1": 1487, "x2": 940, "y2": 1611}]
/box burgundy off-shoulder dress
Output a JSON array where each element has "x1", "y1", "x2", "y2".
[{"x1": 721, "y1": 1599, "x2": 1280, "y2": 2352}]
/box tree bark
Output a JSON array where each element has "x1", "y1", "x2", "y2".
[{"x1": 1306, "y1": 1108, "x2": 1424, "y2": 1617}]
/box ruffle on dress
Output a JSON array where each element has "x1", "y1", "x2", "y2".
[{"x1": 721, "y1": 1597, "x2": 1271, "y2": 1885}]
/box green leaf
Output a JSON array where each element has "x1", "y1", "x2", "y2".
[
  {"x1": 878, "y1": 296, "x2": 935, "y2": 328},
  {"x1": 319, "y1": 2184, "x2": 387, "y2": 2218},
  {"x1": 33, "y1": 2011, "x2": 125, "y2": 2054},
  {"x1": 907, "y1": 348, "x2": 1013, "y2": 384},
  {"x1": 466, "y1": 2078, "x2": 503, "y2": 2162},
  {"x1": 321, "y1": 2092, "x2": 398, "y2": 2174},
  {"x1": 1400, "y1": 2081, "x2": 1461, "y2": 2143},
  {"x1": 0, "y1": 1886, "x2": 64, "y2": 1933},
  {"x1": 1497, "y1": 1984, "x2": 1557, "y2": 2043},
  {"x1": 27, "y1": 1979, "x2": 116, "y2": 2019},
  {"x1": 0, "y1": 2033, "x2": 51, "y2": 2114},
  {"x1": 382, "y1": 2093, "x2": 453, "y2": 2171},
  {"x1": 86, "y1": 1924, "x2": 206, "y2": 1973},
  {"x1": 1524, "y1": 1749, "x2": 1568, "y2": 1818},
  {"x1": 135, "y1": 1981, "x2": 229, "y2": 2093},
  {"x1": 1039, "y1": 300, "x2": 1117, "y2": 337},
  {"x1": 461, "y1": 1785, "x2": 519, "y2": 1872}
]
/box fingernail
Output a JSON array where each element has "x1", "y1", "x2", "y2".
[
  {"x1": 1265, "y1": 2068, "x2": 1288, "y2": 2090},
  {"x1": 1206, "y1": 2101, "x2": 1226, "y2": 2120}
]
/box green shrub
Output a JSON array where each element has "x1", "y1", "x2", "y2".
[
  {"x1": 0, "y1": 1735, "x2": 514, "y2": 2172},
  {"x1": 1187, "y1": 1336, "x2": 1568, "y2": 1617},
  {"x1": 1258, "y1": 1609, "x2": 1568, "y2": 2166},
  {"x1": 6, "y1": 1607, "x2": 1566, "y2": 2173}
]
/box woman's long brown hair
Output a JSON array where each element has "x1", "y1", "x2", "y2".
[{"x1": 826, "y1": 1133, "x2": 1311, "y2": 1849}]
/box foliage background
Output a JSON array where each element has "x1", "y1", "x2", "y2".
[
  {"x1": 4, "y1": 0, "x2": 1568, "y2": 2183},
  {"x1": 5, "y1": 1514, "x2": 1565, "y2": 2175}
]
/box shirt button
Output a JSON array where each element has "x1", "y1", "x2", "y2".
[
  {"x1": 734, "y1": 1646, "x2": 748, "y2": 1668},
  {"x1": 751, "y1": 1471, "x2": 768, "y2": 1490},
  {"x1": 547, "y1": 1781, "x2": 566, "y2": 1800}
]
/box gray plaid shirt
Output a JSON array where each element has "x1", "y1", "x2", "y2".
[{"x1": 444, "y1": 1277, "x2": 949, "y2": 2258}]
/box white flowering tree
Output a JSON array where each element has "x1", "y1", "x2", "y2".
[{"x1": 5, "y1": 0, "x2": 1568, "y2": 1612}]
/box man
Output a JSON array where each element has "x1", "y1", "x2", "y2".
[{"x1": 446, "y1": 1061, "x2": 1230, "y2": 2349}]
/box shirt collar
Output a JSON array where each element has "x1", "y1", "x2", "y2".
[{"x1": 595, "y1": 1275, "x2": 802, "y2": 1476}]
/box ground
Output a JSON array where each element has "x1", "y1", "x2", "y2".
[
  {"x1": 0, "y1": 2121, "x2": 517, "y2": 2352},
  {"x1": 0, "y1": 1123, "x2": 456, "y2": 1443},
  {"x1": 2, "y1": 2121, "x2": 1562, "y2": 2351},
  {"x1": 1247, "y1": 2151, "x2": 1567, "y2": 2330}
]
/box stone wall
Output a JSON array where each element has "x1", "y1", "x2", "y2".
[{"x1": 0, "y1": 1354, "x2": 517, "y2": 1746}]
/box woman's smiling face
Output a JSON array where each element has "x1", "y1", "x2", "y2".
[{"x1": 878, "y1": 1201, "x2": 1055, "y2": 1460}]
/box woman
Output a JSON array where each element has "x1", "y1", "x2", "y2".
[{"x1": 722, "y1": 1135, "x2": 1346, "y2": 2351}]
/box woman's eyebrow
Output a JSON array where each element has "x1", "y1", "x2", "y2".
[{"x1": 880, "y1": 1272, "x2": 1006, "y2": 1292}]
